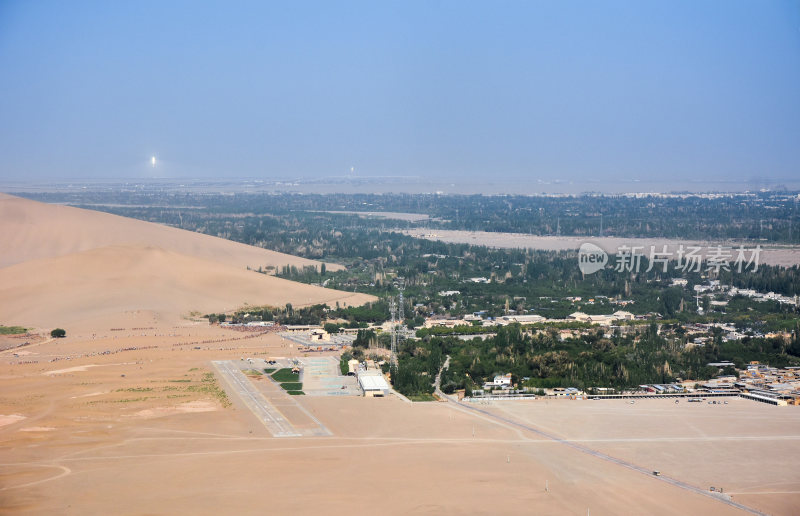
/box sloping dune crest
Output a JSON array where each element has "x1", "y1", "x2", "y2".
[
  {"x1": 0, "y1": 194, "x2": 374, "y2": 328},
  {"x1": 0, "y1": 193, "x2": 339, "y2": 271}
]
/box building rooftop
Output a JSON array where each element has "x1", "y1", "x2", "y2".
[{"x1": 358, "y1": 374, "x2": 390, "y2": 391}]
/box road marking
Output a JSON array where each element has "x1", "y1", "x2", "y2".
[{"x1": 212, "y1": 360, "x2": 300, "y2": 437}]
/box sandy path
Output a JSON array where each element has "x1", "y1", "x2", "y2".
[{"x1": 404, "y1": 228, "x2": 800, "y2": 266}]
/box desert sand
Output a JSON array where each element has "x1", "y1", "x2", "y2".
[
  {"x1": 1, "y1": 195, "x2": 795, "y2": 515},
  {"x1": 486, "y1": 397, "x2": 800, "y2": 516},
  {"x1": 0, "y1": 244, "x2": 373, "y2": 330},
  {"x1": 0, "y1": 194, "x2": 374, "y2": 331},
  {"x1": 0, "y1": 193, "x2": 341, "y2": 271},
  {"x1": 0, "y1": 329, "x2": 775, "y2": 516},
  {"x1": 404, "y1": 228, "x2": 800, "y2": 267}
]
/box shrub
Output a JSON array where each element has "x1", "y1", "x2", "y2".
[
  {"x1": 50, "y1": 328, "x2": 66, "y2": 338},
  {"x1": 0, "y1": 326, "x2": 26, "y2": 335}
]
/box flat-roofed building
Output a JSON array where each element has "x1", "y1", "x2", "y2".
[
  {"x1": 612, "y1": 310, "x2": 635, "y2": 321},
  {"x1": 358, "y1": 373, "x2": 390, "y2": 397},
  {"x1": 500, "y1": 314, "x2": 546, "y2": 324}
]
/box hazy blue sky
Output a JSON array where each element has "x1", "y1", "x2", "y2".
[{"x1": 0, "y1": 0, "x2": 798, "y2": 185}]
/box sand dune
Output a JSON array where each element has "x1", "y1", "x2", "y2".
[
  {"x1": 0, "y1": 244, "x2": 373, "y2": 329},
  {"x1": 0, "y1": 194, "x2": 374, "y2": 329},
  {"x1": 0, "y1": 193, "x2": 339, "y2": 271}
]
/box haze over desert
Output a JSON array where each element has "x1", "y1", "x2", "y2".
[
  {"x1": 0, "y1": 194, "x2": 797, "y2": 515},
  {"x1": 2, "y1": 3, "x2": 800, "y2": 514}
]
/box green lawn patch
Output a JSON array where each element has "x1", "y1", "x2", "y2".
[
  {"x1": 287, "y1": 390, "x2": 305, "y2": 395},
  {"x1": 409, "y1": 394, "x2": 437, "y2": 402},
  {"x1": 263, "y1": 368, "x2": 276, "y2": 374},
  {"x1": 280, "y1": 382, "x2": 303, "y2": 391},
  {"x1": 271, "y1": 368, "x2": 300, "y2": 382}
]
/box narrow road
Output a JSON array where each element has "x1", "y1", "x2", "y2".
[{"x1": 433, "y1": 355, "x2": 450, "y2": 397}]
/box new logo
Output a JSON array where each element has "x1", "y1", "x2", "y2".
[{"x1": 578, "y1": 243, "x2": 608, "y2": 275}]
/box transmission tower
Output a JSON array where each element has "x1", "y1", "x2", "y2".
[
  {"x1": 397, "y1": 278, "x2": 406, "y2": 346},
  {"x1": 389, "y1": 297, "x2": 397, "y2": 360},
  {"x1": 398, "y1": 290, "x2": 405, "y2": 328},
  {"x1": 389, "y1": 278, "x2": 406, "y2": 364}
]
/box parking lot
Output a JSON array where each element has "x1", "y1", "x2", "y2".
[{"x1": 299, "y1": 356, "x2": 360, "y2": 396}]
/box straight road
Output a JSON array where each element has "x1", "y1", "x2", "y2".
[
  {"x1": 212, "y1": 360, "x2": 300, "y2": 438},
  {"x1": 433, "y1": 358, "x2": 762, "y2": 514},
  {"x1": 446, "y1": 395, "x2": 765, "y2": 515}
]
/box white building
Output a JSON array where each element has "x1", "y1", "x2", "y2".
[
  {"x1": 483, "y1": 373, "x2": 513, "y2": 390},
  {"x1": 500, "y1": 314, "x2": 546, "y2": 324},
  {"x1": 358, "y1": 373, "x2": 391, "y2": 397},
  {"x1": 309, "y1": 329, "x2": 331, "y2": 341},
  {"x1": 347, "y1": 359, "x2": 360, "y2": 375},
  {"x1": 586, "y1": 315, "x2": 613, "y2": 326},
  {"x1": 567, "y1": 311, "x2": 591, "y2": 322}
]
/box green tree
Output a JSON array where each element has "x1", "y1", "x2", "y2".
[
  {"x1": 50, "y1": 328, "x2": 66, "y2": 338},
  {"x1": 353, "y1": 329, "x2": 376, "y2": 349}
]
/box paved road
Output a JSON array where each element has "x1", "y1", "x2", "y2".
[
  {"x1": 212, "y1": 360, "x2": 301, "y2": 438},
  {"x1": 432, "y1": 356, "x2": 761, "y2": 515},
  {"x1": 433, "y1": 355, "x2": 450, "y2": 397}
]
